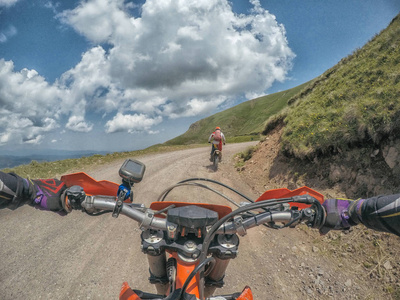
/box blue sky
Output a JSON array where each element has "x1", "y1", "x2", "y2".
[{"x1": 0, "y1": 0, "x2": 399, "y2": 155}]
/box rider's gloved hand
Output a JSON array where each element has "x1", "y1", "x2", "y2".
[
  {"x1": 320, "y1": 199, "x2": 359, "y2": 235},
  {"x1": 65, "y1": 185, "x2": 86, "y2": 211},
  {"x1": 28, "y1": 178, "x2": 67, "y2": 212}
]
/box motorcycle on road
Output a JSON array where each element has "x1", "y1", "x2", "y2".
[
  {"x1": 211, "y1": 144, "x2": 222, "y2": 171},
  {"x1": 61, "y1": 159, "x2": 325, "y2": 300}
]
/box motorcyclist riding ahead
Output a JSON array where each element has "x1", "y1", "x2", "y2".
[{"x1": 208, "y1": 127, "x2": 226, "y2": 161}]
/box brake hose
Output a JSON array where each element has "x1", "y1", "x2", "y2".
[
  {"x1": 176, "y1": 178, "x2": 278, "y2": 215},
  {"x1": 85, "y1": 210, "x2": 111, "y2": 216},
  {"x1": 157, "y1": 182, "x2": 241, "y2": 207},
  {"x1": 178, "y1": 178, "x2": 255, "y2": 203}
]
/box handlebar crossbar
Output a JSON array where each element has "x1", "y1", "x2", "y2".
[
  {"x1": 82, "y1": 195, "x2": 315, "y2": 235},
  {"x1": 83, "y1": 196, "x2": 168, "y2": 230}
]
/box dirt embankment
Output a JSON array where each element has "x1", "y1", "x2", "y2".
[{"x1": 238, "y1": 126, "x2": 400, "y2": 299}]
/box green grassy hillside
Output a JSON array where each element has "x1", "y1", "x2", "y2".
[
  {"x1": 165, "y1": 81, "x2": 310, "y2": 145},
  {"x1": 271, "y1": 14, "x2": 400, "y2": 159}
]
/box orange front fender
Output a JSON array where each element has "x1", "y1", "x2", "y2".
[
  {"x1": 236, "y1": 286, "x2": 253, "y2": 300},
  {"x1": 119, "y1": 282, "x2": 142, "y2": 300}
]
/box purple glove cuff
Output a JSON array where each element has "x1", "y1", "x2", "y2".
[
  {"x1": 336, "y1": 199, "x2": 352, "y2": 228},
  {"x1": 33, "y1": 185, "x2": 48, "y2": 209},
  {"x1": 340, "y1": 210, "x2": 351, "y2": 228}
]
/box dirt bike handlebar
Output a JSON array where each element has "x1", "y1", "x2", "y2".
[
  {"x1": 82, "y1": 195, "x2": 169, "y2": 230},
  {"x1": 80, "y1": 195, "x2": 320, "y2": 234}
]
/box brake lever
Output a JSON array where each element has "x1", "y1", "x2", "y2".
[{"x1": 289, "y1": 195, "x2": 326, "y2": 229}]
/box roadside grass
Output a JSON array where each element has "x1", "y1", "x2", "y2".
[
  {"x1": 234, "y1": 145, "x2": 258, "y2": 169},
  {"x1": 228, "y1": 135, "x2": 260, "y2": 143},
  {"x1": 3, "y1": 139, "x2": 256, "y2": 179},
  {"x1": 1, "y1": 144, "x2": 204, "y2": 179}
]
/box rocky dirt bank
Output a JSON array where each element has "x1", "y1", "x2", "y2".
[{"x1": 237, "y1": 126, "x2": 400, "y2": 299}]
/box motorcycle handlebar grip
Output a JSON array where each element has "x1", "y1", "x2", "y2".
[{"x1": 291, "y1": 195, "x2": 317, "y2": 204}]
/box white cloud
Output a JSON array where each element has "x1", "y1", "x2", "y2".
[
  {"x1": 0, "y1": 0, "x2": 295, "y2": 147},
  {"x1": 58, "y1": 0, "x2": 295, "y2": 122},
  {"x1": 44, "y1": 1, "x2": 60, "y2": 14},
  {"x1": 0, "y1": 60, "x2": 64, "y2": 145},
  {"x1": 24, "y1": 135, "x2": 44, "y2": 145},
  {"x1": 0, "y1": 0, "x2": 19, "y2": 8},
  {"x1": 105, "y1": 113, "x2": 162, "y2": 133},
  {"x1": 66, "y1": 115, "x2": 93, "y2": 133},
  {"x1": 0, "y1": 114, "x2": 58, "y2": 146},
  {"x1": 58, "y1": 0, "x2": 130, "y2": 44},
  {"x1": 0, "y1": 25, "x2": 17, "y2": 44},
  {"x1": 164, "y1": 96, "x2": 227, "y2": 119},
  {"x1": 0, "y1": 60, "x2": 64, "y2": 117},
  {"x1": 0, "y1": 133, "x2": 10, "y2": 144}
]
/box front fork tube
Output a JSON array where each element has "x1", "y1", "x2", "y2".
[
  {"x1": 204, "y1": 256, "x2": 231, "y2": 298},
  {"x1": 148, "y1": 252, "x2": 231, "y2": 299},
  {"x1": 147, "y1": 252, "x2": 169, "y2": 295}
]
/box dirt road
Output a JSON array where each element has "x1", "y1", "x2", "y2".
[
  {"x1": 0, "y1": 142, "x2": 259, "y2": 299},
  {"x1": 0, "y1": 142, "x2": 385, "y2": 299}
]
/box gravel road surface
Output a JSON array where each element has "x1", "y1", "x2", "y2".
[
  {"x1": 3, "y1": 141, "x2": 379, "y2": 300},
  {"x1": 1, "y1": 142, "x2": 269, "y2": 300}
]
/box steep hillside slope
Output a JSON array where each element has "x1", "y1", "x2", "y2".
[
  {"x1": 165, "y1": 81, "x2": 310, "y2": 145},
  {"x1": 279, "y1": 15, "x2": 400, "y2": 159},
  {"x1": 258, "y1": 14, "x2": 400, "y2": 199},
  {"x1": 237, "y1": 16, "x2": 400, "y2": 298},
  {"x1": 237, "y1": 126, "x2": 400, "y2": 300}
]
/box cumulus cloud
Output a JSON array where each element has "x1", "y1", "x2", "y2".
[
  {"x1": 58, "y1": 0, "x2": 294, "y2": 118},
  {"x1": 0, "y1": 114, "x2": 58, "y2": 146},
  {"x1": 105, "y1": 113, "x2": 162, "y2": 133},
  {"x1": 0, "y1": 60, "x2": 64, "y2": 145},
  {"x1": 66, "y1": 115, "x2": 93, "y2": 133},
  {"x1": 163, "y1": 96, "x2": 228, "y2": 119},
  {"x1": 0, "y1": 0, "x2": 295, "y2": 147}
]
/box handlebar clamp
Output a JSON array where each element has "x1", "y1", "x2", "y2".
[
  {"x1": 112, "y1": 189, "x2": 128, "y2": 218},
  {"x1": 140, "y1": 209, "x2": 155, "y2": 230},
  {"x1": 233, "y1": 215, "x2": 246, "y2": 236}
]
